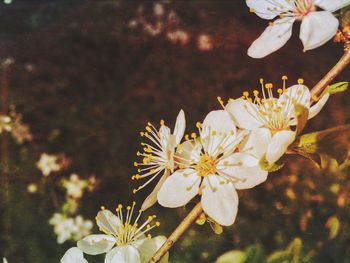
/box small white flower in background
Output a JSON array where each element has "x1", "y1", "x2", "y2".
[
  {"x1": 9, "y1": 112, "x2": 32, "y2": 144},
  {"x1": 61, "y1": 247, "x2": 87, "y2": 263},
  {"x1": 133, "y1": 110, "x2": 185, "y2": 211},
  {"x1": 0, "y1": 115, "x2": 11, "y2": 133},
  {"x1": 246, "y1": 0, "x2": 350, "y2": 58},
  {"x1": 49, "y1": 213, "x2": 93, "y2": 244},
  {"x1": 2, "y1": 258, "x2": 8, "y2": 263},
  {"x1": 226, "y1": 77, "x2": 329, "y2": 164},
  {"x1": 36, "y1": 153, "x2": 61, "y2": 176},
  {"x1": 157, "y1": 110, "x2": 268, "y2": 226},
  {"x1": 68, "y1": 203, "x2": 168, "y2": 263},
  {"x1": 62, "y1": 174, "x2": 88, "y2": 199}
]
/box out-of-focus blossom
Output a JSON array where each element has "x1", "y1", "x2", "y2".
[
  {"x1": 49, "y1": 213, "x2": 93, "y2": 244},
  {"x1": 197, "y1": 34, "x2": 213, "y2": 51},
  {"x1": 1, "y1": 57, "x2": 14, "y2": 67},
  {"x1": 158, "y1": 110, "x2": 266, "y2": 226},
  {"x1": 133, "y1": 110, "x2": 185, "y2": 211},
  {"x1": 27, "y1": 183, "x2": 38, "y2": 193},
  {"x1": 87, "y1": 176, "x2": 97, "y2": 192},
  {"x1": 144, "y1": 22, "x2": 163, "y2": 36},
  {"x1": 226, "y1": 77, "x2": 329, "y2": 164},
  {"x1": 0, "y1": 115, "x2": 11, "y2": 133},
  {"x1": 154, "y1": 3, "x2": 164, "y2": 17},
  {"x1": 60, "y1": 247, "x2": 87, "y2": 263},
  {"x1": 75, "y1": 203, "x2": 168, "y2": 263},
  {"x1": 246, "y1": 0, "x2": 350, "y2": 58},
  {"x1": 10, "y1": 112, "x2": 33, "y2": 144},
  {"x1": 3, "y1": 258, "x2": 8, "y2": 263},
  {"x1": 166, "y1": 30, "x2": 190, "y2": 45},
  {"x1": 36, "y1": 153, "x2": 62, "y2": 176},
  {"x1": 62, "y1": 174, "x2": 88, "y2": 199}
]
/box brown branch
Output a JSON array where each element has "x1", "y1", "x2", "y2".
[
  {"x1": 311, "y1": 49, "x2": 350, "y2": 99},
  {"x1": 149, "y1": 202, "x2": 203, "y2": 263}
]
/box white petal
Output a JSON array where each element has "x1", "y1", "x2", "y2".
[
  {"x1": 173, "y1": 109, "x2": 186, "y2": 145},
  {"x1": 201, "y1": 175, "x2": 238, "y2": 226},
  {"x1": 226, "y1": 98, "x2": 263, "y2": 130},
  {"x1": 314, "y1": 0, "x2": 350, "y2": 12},
  {"x1": 202, "y1": 110, "x2": 236, "y2": 135},
  {"x1": 246, "y1": 0, "x2": 293, "y2": 19},
  {"x1": 200, "y1": 110, "x2": 238, "y2": 155},
  {"x1": 159, "y1": 125, "x2": 171, "y2": 149},
  {"x1": 218, "y1": 153, "x2": 268, "y2": 190},
  {"x1": 300, "y1": 11, "x2": 339, "y2": 51},
  {"x1": 105, "y1": 246, "x2": 141, "y2": 263},
  {"x1": 308, "y1": 93, "x2": 330, "y2": 119},
  {"x1": 141, "y1": 171, "x2": 168, "y2": 211},
  {"x1": 266, "y1": 130, "x2": 295, "y2": 163},
  {"x1": 61, "y1": 247, "x2": 88, "y2": 263},
  {"x1": 240, "y1": 128, "x2": 271, "y2": 159},
  {"x1": 248, "y1": 17, "x2": 295, "y2": 58},
  {"x1": 157, "y1": 169, "x2": 200, "y2": 208},
  {"x1": 96, "y1": 210, "x2": 120, "y2": 236},
  {"x1": 278, "y1": 84, "x2": 311, "y2": 108},
  {"x1": 176, "y1": 140, "x2": 202, "y2": 167},
  {"x1": 77, "y1": 234, "x2": 116, "y2": 255},
  {"x1": 133, "y1": 236, "x2": 168, "y2": 263}
]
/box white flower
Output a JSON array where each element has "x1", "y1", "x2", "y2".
[
  {"x1": 133, "y1": 110, "x2": 185, "y2": 211},
  {"x1": 49, "y1": 213, "x2": 93, "y2": 244},
  {"x1": 62, "y1": 174, "x2": 88, "y2": 199},
  {"x1": 157, "y1": 110, "x2": 268, "y2": 226},
  {"x1": 50, "y1": 213, "x2": 76, "y2": 244},
  {"x1": 226, "y1": 77, "x2": 329, "y2": 164},
  {"x1": 246, "y1": 0, "x2": 350, "y2": 58},
  {"x1": 36, "y1": 153, "x2": 61, "y2": 176},
  {"x1": 3, "y1": 258, "x2": 8, "y2": 263},
  {"x1": 61, "y1": 247, "x2": 88, "y2": 263},
  {"x1": 0, "y1": 115, "x2": 11, "y2": 133},
  {"x1": 77, "y1": 203, "x2": 168, "y2": 263}
]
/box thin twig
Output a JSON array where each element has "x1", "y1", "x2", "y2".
[
  {"x1": 149, "y1": 202, "x2": 203, "y2": 263},
  {"x1": 311, "y1": 49, "x2": 350, "y2": 99}
]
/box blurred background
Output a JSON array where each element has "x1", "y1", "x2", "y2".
[{"x1": 0, "y1": 0, "x2": 350, "y2": 262}]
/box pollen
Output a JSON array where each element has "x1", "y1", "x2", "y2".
[{"x1": 297, "y1": 78, "x2": 304, "y2": 84}]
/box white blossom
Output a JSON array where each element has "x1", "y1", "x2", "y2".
[
  {"x1": 133, "y1": 110, "x2": 185, "y2": 211},
  {"x1": 246, "y1": 0, "x2": 350, "y2": 58}
]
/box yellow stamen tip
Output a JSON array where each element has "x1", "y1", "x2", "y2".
[
  {"x1": 297, "y1": 78, "x2": 304, "y2": 84},
  {"x1": 282, "y1": 75, "x2": 288, "y2": 80},
  {"x1": 160, "y1": 119, "x2": 165, "y2": 126}
]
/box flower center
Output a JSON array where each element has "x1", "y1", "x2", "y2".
[
  {"x1": 196, "y1": 154, "x2": 217, "y2": 177},
  {"x1": 240, "y1": 76, "x2": 306, "y2": 132},
  {"x1": 294, "y1": 0, "x2": 315, "y2": 18}
]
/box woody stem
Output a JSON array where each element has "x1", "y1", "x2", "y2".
[{"x1": 149, "y1": 202, "x2": 203, "y2": 263}]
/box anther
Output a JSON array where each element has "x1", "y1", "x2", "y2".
[{"x1": 297, "y1": 78, "x2": 304, "y2": 84}]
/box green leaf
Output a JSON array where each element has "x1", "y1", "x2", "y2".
[
  {"x1": 290, "y1": 124, "x2": 350, "y2": 165},
  {"x1": 216, "y1": 250, "x2": 246, "y2": 263},
  {"x1": 266, "y1": 250, "x2": 291, "y2": 263},
  {"x1": 325, "y1": 216, "x2": 341, "y2": 240},
  {"x1": 287, "y1": 238, "x2": 302, "y2": 263},
  {"x1": 244, "y1": 244, "x2": 265, "y2": 263},
  {"x1": 294, "y1": 103, "x2": 309, "y2": 136},
  {"x1": 320, "y1": 82, "x2": 348, "y2": 98},
  {"x1": 259, "y1": 154, "x2": 285, "y2": 172}
]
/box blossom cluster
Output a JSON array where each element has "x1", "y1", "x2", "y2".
[
  {"x1": 134, "y1": 77, "x2": 330, "y2": 226},
  {"x1": 49, "y1": 213, "x2": 93, "y2": 244},
  {"x1": 0, "y1": 109, "x2": 32, "y2": 144}
]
